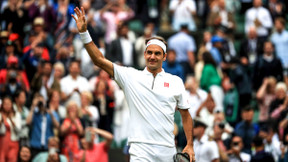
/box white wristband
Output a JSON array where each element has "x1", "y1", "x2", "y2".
[{"x1": 79, "y1": 30, "x2": 92, "y2": 44}]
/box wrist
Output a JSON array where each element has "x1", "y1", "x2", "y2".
[{"x1": 79, "y1": 30, "x2": 92, "y2": 44}]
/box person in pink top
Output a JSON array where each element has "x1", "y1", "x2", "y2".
[
  {"x1": 100, "y1": 1, "x2": 134, "y2": 44},
  {"x1": 74, "y1": 127, "x2": 113, "y2": 162}
]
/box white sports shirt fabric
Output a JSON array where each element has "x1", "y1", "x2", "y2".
[{"x1": 113, "y1": 64, "x2": 190, "y2": 147}]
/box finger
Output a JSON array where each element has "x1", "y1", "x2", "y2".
[
  {"x1": 74, "y1": 7, "x2": 80, "y2": 17},
  {"x1": 71, "y1": 14, "x2": 77, "y2": 22},
  {"x1": 81, "y1": 6, "x2": 86, "y2": 16}
]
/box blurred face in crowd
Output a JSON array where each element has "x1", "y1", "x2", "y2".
[
  {"x1": 19, "y1": 146, "x2": 31, "y2": 162},
  {"x1": 253, "y1": 0, "x2": 262, "y2": 8},
  {"x1": 144, "y1": 44, "x2": 167, "y2": 73},
  {"x1": 275, "y1": 19, "x2": 285, "y2": 33},
  {"x1": 50, "y1": 91, "x2": 61, "y2": 103},
  {"x1": 119, "y1": 24, "x2": 129, "y2": 37},
  {"x1": 43, "y1": 63, "x2": 52, "y2": 77},
  {"x1": 67, "y1": 103, "x2": 78, "y2": 119},
  {"x1": 241, "y1": 109, "x2": 254, "y2": 123},
  {"x1": 81, "y1": 93, "x2": 91, "y2": 106},
  {"x1": 193, "y1": 125, "x2": 205, "y2": 139},
  {"x1": 167, "y1": 50, "x2": 176, "y2": 64},
  {"x1": 54, "y1": 65, "x2": 64, "y2": 79},
  {"x1": 16, "y1": 91, "x2": 26, "y2": 106},
  {"x1": 5, "y1": 44, "x2": 15, "y2": 54},
  {"x1": 185, "y1": 76, "x2": 198, "y2": 93},
  {"x1": 231, "y1": 136, "x2": 244, "y2": 152},
  {"x1": 264, "y1": 42, "x2": 274, "y2": 56},
  {"x1": 111, "y1": 3, "x2": 120, "y2": 13},
  {"x1": 218, "y1": 0, "x2": 226, "y2": 10},
  {"x1": 2, "y1": 97, "x2": 13, "y2": 113},
  {"x1": 34, "y1": 46, "x2": 44, "y2": 57},
  {"x1": 69, "y1": 62, "x2": 80, "y2": 78},
  {"x1": 266, "y1": 78, "x2": 276, "y2": 94},
  {"x1": 275, "y1": 88, "x2": 286, "y2": 100},
  {"x1": 203, "y1": 31, "x2": 212, "y2": 43},
  {"x1": 222, "y1": 77, "x2": 232, "y2": 92},
  {"x1": 213, "y1": 122, "x2": 224, "y2": 139},
  {"x1": 96, "y1": 80, "x2": 107, "y2": 94}
]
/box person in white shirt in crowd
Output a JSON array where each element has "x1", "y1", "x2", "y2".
[
  {"x1": 193, "y1": 117, "x2": 220, "y2": 162},
  {"x1": 72, "y1": 7, "x2": 195, "y2": 162},
  {"x1": 270, "y1": 17, "x2": 288, "y2": 84},
  {"x1": 228, "y1": 135, "x2": 251, "y2": 162},
  {"x1": 60, "y1": 60, "x2": 90, "y2": 106},
  {"x1": 258, "y1": 125, "x2": 281, "y2": 162},
  {"x1": 185, "y1": 75, "x2": 208, "y2": 119},
  {"x1": 169, "y1": 0, "x2": 197, "y2": 31},
  {"x1": 245, "y1": 0, "x2": 273, "y2": 40}
]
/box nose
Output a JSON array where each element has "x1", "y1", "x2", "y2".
[{"x1": 150, "y1": 53, "x2": 156, "y2": 59}]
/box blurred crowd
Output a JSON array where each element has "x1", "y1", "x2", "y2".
[{"x1": 0, "y1": 0, "x2": 288, "y2": 161}]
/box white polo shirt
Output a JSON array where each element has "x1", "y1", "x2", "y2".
[
  {"x1": 194, "y1": 134, "x2": 219, "y2": 162},
  {"x1": 113, "y1": 64, "x2": 190, "y2": 147}
]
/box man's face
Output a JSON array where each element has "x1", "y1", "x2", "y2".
[
  {"x1": 69, "y1": 62, "x2": 80, "y2": 77},
  {"x1": 48, "y1": 139, "x2": 59, "y2": 149},
  {"x1": 242, "y1": 109, "x2": 254, "y2": 122},
  {"x1": 275, "y1": 20, "x2": 284, "y2": 32},
  {"x1": 253, "y1": 0, "x2": 262, "y2": 8},
  {"x1": 144, "y1": 45, "x2": 166, "y2": 72},
  {"x1": 264, "y1": 42, "x2": 274, "y2": 55}
]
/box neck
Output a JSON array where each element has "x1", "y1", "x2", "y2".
[
  {"x1": 71, "y1": 75, "x2": 78, "y2": 80},
  {"x1": 147, "y1": 68, "x2": 162, "y2": 77},
  {"x1": 197, "y1": 133, "x2": 204, "y2": 141}
]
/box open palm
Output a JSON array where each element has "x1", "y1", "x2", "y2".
[{"x1": 72, "y1": 7, "x2": 87, "y2": 33}]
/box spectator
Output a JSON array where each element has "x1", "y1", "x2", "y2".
[
  {"x1": 252, "y1": 41, "x2": 283, "y2": 90},
  {"x1": 267, "y1": 0, "x2": 285, "y2": 20},
  {"x1": 210, "y1": 35, "x2": 224, "y2": 66},
  {"x1": 26, "y1": 94, "x2": 60, "y2": 158},
  {"x1": 60, "y1": 101, "x2": 83, "y2": 161},
  {"x1": 227, "y1": 135, "x2": 251, "y2": 162},
  {"x1": 256, "y1": 77, "x2": 277, "y2": 122},
  {"x1": 135, "y1": 23, "x2": 155, "y2": 69},
  {"x1": 234, "y1": 106, "x2": 259, "y2": 154},
  {"x1": 222, "y1": 76, "x2": 239, "y2": 126},
  {"x1": 48, "y1": 90, "x2": 66, "y2": 122},
  {"x1": 207, "y1": 0, "x2": 236, "y2": 33},
  {"x1": 74, "y1": 127, "x2": 113, "y2": 162},
  {"x1": 279, "y1": 134, "x2": 288, "y2": 162},
  {"x1": 193, "y1": 117, "x2": 220, "y2": 162},
  {"x1": 60, "y1": 60, "x2": 90, "y2": 106},
  {"x1": 240, "y1": 26, "x2": 264, "y2": 66},
  {"x1": 251, "y1": 136, "x2": 275, "y2": 162},
  {"x1": 13, "y1": 90, "x2": 29, "y2": 146},
  {"x1": 0, "y1": 0, "x2": 29, "y2": 37},
  {"x1": 258, "y1": 125, "x2": 281, "y2": 162},
  {"x1": 0, "y1": 68, "x2": 24, "y2": 98},
  {"x1": 0, "y1": 96, "x2": 21, "y2": 162},
  {"x1": 79, "y1": 91, "x2": 99, "y2": 129},
  {"x1": 28, "y1": 0, "x2": 56, "y2": 33},
  {"x1": 269, "y1": 82, "x2": 287, "y2": 120},
  {"x1": 185, "y1": 75, "x2": 208, "y2": 119},
  {"x1": 169, "y1": 0, "x2": 197, "y2": 31},
  {"x1": 107, "y1": 22, "x2": 137, "y2": 67},
  {"x1": 168, "y1": 24, "x2": 197, "y2": 80},
  {"x1": 211, "y1": 121, "x2": 229, "y2": 162},
  {"x1": 18, "y1": 145, "x2": 31, "y2": 162},
  {"x1": 0, "y1": 40, "x2": 20, "y2": 69},
  {"x1": 32, "y1": 137, "x2": 67, "y2": 162},
  {"x1": 245, "y1": 0, "x2": 273, "y2": 40},
  {"x1": 93, "y1": 79, "x2": 115, "y2": 133},
  {"x1": 99, "y1": 1, "x2": 134, "y2": 45},
  {"x1": 0, "y1": 31, "x2": 9, "y2": 55},
  {"x1": 200, "y1": 51, "x2": 224, "y2": 111},
  {"x1": 22, "y1": 42, "x2": 50, "y2": 82},
  {"x1": 30, "y1": 61, "x2": 59, "y2": 101},
  {"x1": 270, "y1": 17, "x2": 288, "y2": 84},
  {"x1": 162, "y1": 49, "x2": 185, "y2": 81}
]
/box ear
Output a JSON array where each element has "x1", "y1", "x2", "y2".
[{"x1": 163, "y1": 52, "x2": 167, "y2": 61}]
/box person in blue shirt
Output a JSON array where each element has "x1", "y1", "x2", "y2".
[
  {"x1": 26, "y1": 94, "x2": 60, "y2": 158},
  {"x1": 162, "y1": 49, "x2": 185, "y2": 82}
]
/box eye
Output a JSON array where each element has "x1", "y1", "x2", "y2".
[
  {"x1": 147, "y1": 51, "x2": 152, "y2": 55},
  {"x1": 155, "y1": 52, "x2": 161, "y2": 56}
]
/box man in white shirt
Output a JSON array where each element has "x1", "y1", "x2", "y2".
[
  {"x1": 60, "y1": 60, "x2": 90, "y2": 106},
  {"x1": 193, "y1": 118, "x2": 220, "y2": 162},
  {"x1": 245, "y1": 0, "x2": 273, "y2": 39},
  {"x1": 72, "y1": 7, "x2": 195, "y2": 162}
]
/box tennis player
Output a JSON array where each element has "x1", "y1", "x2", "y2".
[{"x1": 72, "y1": 7, "x2": 195, "y2": 162}]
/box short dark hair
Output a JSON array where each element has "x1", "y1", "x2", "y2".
[{"x1": 275, "y1": 17, "x2": 286, "y2": 26}]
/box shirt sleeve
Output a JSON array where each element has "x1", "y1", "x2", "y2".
[{"x1": 176, "y1": 77, "x2": 190, "y2": 109}]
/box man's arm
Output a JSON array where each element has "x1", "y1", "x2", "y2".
[
  {"x1": 179, "y1": 109, "x2": 195, "y2": 162},
  {"x1": 90, "y1": 127, "x2": 113, "y2": 148},
  {"x1": 72, "y1": 7, "x2": 114, "y2": 77}
]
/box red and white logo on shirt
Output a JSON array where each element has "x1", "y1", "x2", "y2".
[{"x1": 164, "y1": 82, "x2": 169, "y2": 88}]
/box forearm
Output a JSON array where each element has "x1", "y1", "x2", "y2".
[
  {"x1": 179, "y1": 109, "x2": 194, "y2": 146},
  {"x1": 26, "y1": 108, "x2": 34, "y2": 125},
  {"x1": 94, "y1": 128, "x2": 113, "y2": 141},
  {"x1": 256, "y1": 84, "x2": 267, "y2": 99},
  {"x1": 50, "y1": 113, "x2": 60, "y2": 129},
  {"x1": 187, "y1": 51, "x2": 195, "y2": 67}
]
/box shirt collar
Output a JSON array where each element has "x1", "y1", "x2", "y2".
[{"x1": 143, "y1": 67, "x2": 166, "y2": 76}]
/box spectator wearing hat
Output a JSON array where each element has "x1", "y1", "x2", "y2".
[
  {"x1": 234, "y1": 106, "x2": 260, "y2": 154},
  {"x1": 0, "y1": 31, "x2": 9, "y2": 55},
  {"x1": 193, "y1": 117, "x2": 220, "y2": 162},
  {"x1": 168, "y1": 24, "x2": 197, "y2": 80},
  {"x1": 210, "y1": 35, "x2": 224, "y2": 66},
  {"x1": 0, "y1": 55, "x2": 30, "y2": 93}
]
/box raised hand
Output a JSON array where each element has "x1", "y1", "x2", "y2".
[{"x1": 72, "y1": 7, "x2": 87, "y2": 33}]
